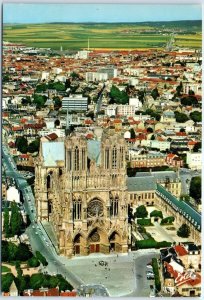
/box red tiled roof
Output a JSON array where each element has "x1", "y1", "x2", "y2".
[
  {"x1": 8, "y1": 141, "x2": 15, "y2": 148},
  {"x1": 31, "y1": 290, "x2": 45, "y2": 296},
  {"x1": 188, "y1": 141, "x2": 197, "y2": 146},
  {"x1": 20, "y1": 154, "x2": 30, "y2": 159},
  {"x1": 45, "y1": 133, "x2": 58, "y2": 141},
  {"x1": 86, "y1": 133, "x2": 94, "y2": 139},
  {"x1": 84, "y1": 119, "x2": 93, "y2": 125},
  {"x1": 20, "y1": 118, "x2": 28, "y2": 123},
  {"x1": 167, "y1": 153, "x2": 176, "y2": 158},
  {"x1": 47, "y1": 288, "x2": 59, "y2": 296},
  {"x1": 174, "y1": 245, "x2": 188, "y2": 256},
  {"x1": 157, "y1": 137, "x2": 165, "y2": 142},
  {"x1": 176, "y1": 132, "x2": 187, "y2": 137},
  {"x1": 164, "y1": 262, "x2": 201, "y2": 287},
  {"x1": 60, "y1": 291, "x2": 77, "y2": 297},
  {"x1": 12, "y1": 126, "x2": 23, "y2": 131},
  {"x1": 114, "y1": 119, "x2": 122, "y2": 124}
]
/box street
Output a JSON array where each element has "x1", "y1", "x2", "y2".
[
  {"x1": 179, "y1": 168, "x2": 201, "y2": 195},
  {"x1": 2, "y1": 144, "x2": 160, "y2": 296}
]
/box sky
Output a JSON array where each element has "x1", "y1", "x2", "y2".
[{"x1": 3, "y1": 4, "x2": 202, "y2": 24}]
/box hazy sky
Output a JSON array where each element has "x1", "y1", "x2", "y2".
[{"x1": 3, "y1": 4, "x2": 202, "y2": 24}]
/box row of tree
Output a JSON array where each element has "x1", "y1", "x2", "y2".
[
  {"x1": 134, "y1": 206, "x2": 164, "y2": 220},
  {"x1": 3, "y1": 202, "x2": 25, "y2": 238},
  {"x1": 2, "y1": 241, "x2": 33, "y2": 262},
  {"x1": 2, "y1": 272, "x2": 73, "y2": 294}
]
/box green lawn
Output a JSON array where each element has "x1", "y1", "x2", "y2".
[{"x1": 2, "y1": 265, "x2": 11, "y2": 273}]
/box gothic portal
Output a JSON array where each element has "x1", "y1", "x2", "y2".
[{"x1": 34, "y1": 131, "x2": 129, "y2": 257}]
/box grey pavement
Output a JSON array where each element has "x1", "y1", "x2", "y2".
[
  {"x1": 3, "y1": 143, "x2": 160, "y2": 297},
  {"x1": 57, "y1": 249, "x2": 159, "y2": 297},
  {"x1": 179, "y1": 168, "x2": 201, "y2": 195},
  {"x1": 153, "y1": 222, "x2": 175, "y2": 243}
]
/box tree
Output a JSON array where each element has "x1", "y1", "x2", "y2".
[
  {"x1": 180, "y1": 128, "x2": 185, "y2": 133},
  {"x1": 2, "y1": 273, "x2": 15, "y2": 292},
  {"x1": 189, "y1": 89, "x2": 195, "y2": 95},
  {"x1": 27, "y1": 138, "x2": 40, "y2": 153},
  {"x1": 33, "y1": 94, "x2": 47, "y2": 109},
  {"x1": 135, "y1": 205, "x2": 148, "y2": 218},
  {"x1": 129, "y1": 128, "x2": 136, "y2": 139},
  {"x1": 48, "y1": 82, "x2": 65, "y2": 91},
  {"x1": 2, "y1": 240, "x2": 9, "y2": 261},
  {"x1": 145, "y1": 109, "x2": 161, "y2": 121},
  {"x1": 180, "y1": 194, "x2": 190, "y2": 202},
  {"x1": 16, "y1": 243, "x2": 33, "y2": 261},
  {"x1": 27, "y1": 256, "x2": 40, "y2": 268},
  {"x1": 190, "y1": 111, "x2": 202, "y2": 123},
  {"x1": 110, "y1": 85, "x2": 129, "y2": 104},
  {"x1": 147, "y1": 127, "x2": 153, "y2": 133},
  {"x1": 177, "y1": 223, "x2": 190, "y2": 238},
  {"x1": 54, "y1": 119, "x2": 60, "y2": 127},
  {"x1": 189, "y1": 176, "x2": 201, "y2": 204},
  {"x1": 10, "y1": 202, "x2": 23, "y2": 236},
  {"x1": 138, "y1": 90, "x2": 145, "y2": 104},
  {"x1": 176, "y1": 82, "x2": 183, "y2": 96},
  {"x1": 70, "y1": 72, "x2": 79, "y2": 79},
  {"x1": 8, "y1": 242, "x2": 19, "y2": 262},
  {"x1": 180, "y1": 96, "x2": 197, "y2": 106},
  {"x1": 3, "y1": 207, "x2": 10, "y2": 237},
  {"x1": 160, "y1": 216, "x2": 175, "y2": 225},
  {"x1": 193, "y1": 142, "x2": 201, "y2": 153},
  {"x1": 152, "y1": 258, "x2": 161, "y2": 292},
  {"x1": 174, "y1": 111, "x2": 189, "y2": 123},
  {"x1": 15, "y1": 136, "x2": 28, "y2": 154},
  {"x1": 150, "y1": 210, "x2": 163, "y2": 219},
  {"x1": 3, "y1": 74, "x2": 10, "y2": 82},
  {"x1": 21, "y1": 96, "x2": 31, "y2": 105},
  {"x1": 15, "y1": 261, "x2": 23, "y2": 278},
  {"x1": 56, "y1": 274, "x2": 73, "y2": 292},
  {"x1": 35, "y1": 251, "x2": 48, "y2": 266},
  {"x1": 53, "y1": 96, "x2": 62, "y2": 108},
  {"x1": 35, "y1": 83, "x2": 47, "y2": 93},
  {"x1": 29, "y1": 273, "x2": 46, "y2": 290},
  {"x1": 151, "y1": 87, "x2": 159, "y2": 100}
]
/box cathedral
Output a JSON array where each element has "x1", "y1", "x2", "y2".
[{"x1": 34, "y1": 128, "x2": 129, "y2": 257}]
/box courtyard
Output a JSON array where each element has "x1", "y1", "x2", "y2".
[
  {"x1": 143, "y1": 206, "x2": 191, "y2": 244},
  {"x1": 57, "y1": 250, "x2": 159, "y2": 297}
]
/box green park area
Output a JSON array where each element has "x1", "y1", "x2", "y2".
[
  {"x1": 2, "y1": 265, "x2": 11, "y2": 273},
  {"x1": 3, "y1": 21, "x2": 202, "y2": 50}
]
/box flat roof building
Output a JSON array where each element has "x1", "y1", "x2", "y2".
[{"x1": 62, "y1": 94, "x2": 88, "y2": 112}]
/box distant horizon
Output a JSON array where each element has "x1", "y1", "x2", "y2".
[
  {"x1": 3, "y1": 19, "x2": 202, "y2": 25},
  {"x1": 3, "y1": 4, "x2": 202, "y2": 24}
]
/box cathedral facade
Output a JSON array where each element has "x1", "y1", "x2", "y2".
[{"x1": 34, "y1": 130, "x2": 129, "y2": 257}]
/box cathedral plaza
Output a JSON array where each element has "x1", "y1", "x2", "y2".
[{"x1": 51, "y1": 249, "x2": 159, "y2": 297}]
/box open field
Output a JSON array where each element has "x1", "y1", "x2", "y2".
[{"x1": 3, "y1": 22, "x2": 202, "y2": 50}]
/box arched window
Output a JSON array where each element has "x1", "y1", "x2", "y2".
[
  {"x1": 74, "y1": 147, "x2": 79, "y2": 171},
  {"x1": 73, "y1": 198, "x2": 81, "y2": 220},
  {"x1": 82, "y1": 148, "x2": 86, "y2": 170},
  {"x1": 67, "y1": 149, "x2": 72, "y2": 171},
  {"x1": 112, "y1": 146, "x2": 117, "y2": 169},
  {"x1": 120, "y1": 147, "x2": 124, "y2": 168},
  {"x1": 46, "y1": 171, "x2": 53, "y2": 189},
  {"x1": 105, "y1": 148, "x2": 109, "y2": 169},
  {"x1": 110, "y1": 195, "x2": 119, "y2": 217}
]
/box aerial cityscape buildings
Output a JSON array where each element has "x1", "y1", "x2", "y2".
[{"x1": 2, "y1": 3, "x2": 202, "y2": 298}]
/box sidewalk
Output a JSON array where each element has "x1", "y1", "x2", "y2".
[{"x1": 41, "y1": 221, "x2": 59, "y2": 253}]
